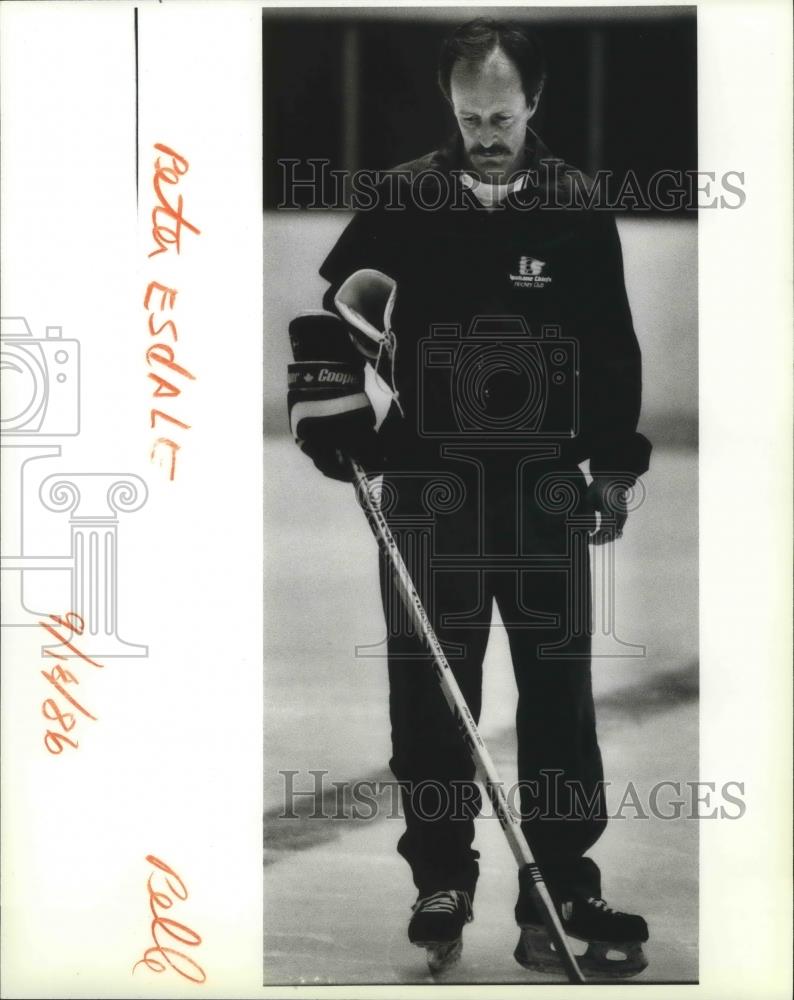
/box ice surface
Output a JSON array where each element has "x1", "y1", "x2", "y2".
[{"x1": 263, "y1": 441, "x2": 698, "y2": 984}]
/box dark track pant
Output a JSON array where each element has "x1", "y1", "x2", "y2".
[{"x1": 380, "y1": 460, "x2": 607, "y2": 903}]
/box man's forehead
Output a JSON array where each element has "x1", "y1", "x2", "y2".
[{"x1": 449, "y1": 47, "x2": 526, "y2": 110}]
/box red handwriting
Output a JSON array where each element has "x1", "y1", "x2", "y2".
[
  {"x1": 148, "y1": 144, "x2": 201, "y2": 258},
  {"x1": 144, "y1": 280, "x2": 195, "y2": 480},
  {"x1": 133, "y1": 855, "x2": 206, "y2": 984},
  {"x1": 144, "y1": 143, "x2": 200, "y2": 481},
  {"x1": 39, "y1": 612, "x2": 106, "y2": 755}
]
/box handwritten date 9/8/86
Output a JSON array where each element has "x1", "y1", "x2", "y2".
[
  {"x1": 133, "y1": 855, "x2": 207, "y2": 984},
  {"x1": 39, "y1": 612, "x2": 106, "y2": 755}
]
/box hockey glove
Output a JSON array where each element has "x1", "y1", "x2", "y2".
[
  {"x1": 334, "y1": 268, "x2": 402, "y2": 413},
  {"x1": 584, "y1": 476, "x2": 630, "y2": 545},
  {"x1": 287, "y1": 311, "x2": 379, "y2": 482}
]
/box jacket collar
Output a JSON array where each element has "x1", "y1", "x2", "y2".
[{"x1": 428, "y1": 129, "x2": 566, "y2": 207}]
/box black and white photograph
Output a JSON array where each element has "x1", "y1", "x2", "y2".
[
  {"x1": 0, "y1": 2, "x2": 790, "y2": 997},
  {"x1": 263, "y1": 5, "x2": 703, "y2": 985}
]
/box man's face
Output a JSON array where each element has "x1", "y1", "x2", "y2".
[{"x1": 449, "y1": 47, "x2": 537, "y2": 183}]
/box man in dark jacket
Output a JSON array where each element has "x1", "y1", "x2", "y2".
[{"x1": 288, "y1": 17, "x2": 651, "y2": 978}]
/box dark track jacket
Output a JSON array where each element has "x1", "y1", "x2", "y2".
[{"x1": 319, "y1": 131, "x2": 651, "y2": 481}]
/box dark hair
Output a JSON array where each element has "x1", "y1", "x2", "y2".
[{"x1": 438, "y1": 18, "x2": 547, "y2": 107}]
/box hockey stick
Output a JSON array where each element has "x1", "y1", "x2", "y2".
[{"x1": 349, "y1": 458, "x2": 585, "y2": 985}]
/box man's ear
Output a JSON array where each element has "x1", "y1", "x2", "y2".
[
  {"x1": 525, "y1": 94, "x2": 541, "y2": 121},
  {"x1": 526, "y1": 80, "x2": 545, "y2": 121}
]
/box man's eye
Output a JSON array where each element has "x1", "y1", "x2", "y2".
[
  {"x1": 462, "y1": 117, "x2": 479, "y2": 126},
  {"x1": 495, "y1": 116, "x2": 513, "y2": 125}
]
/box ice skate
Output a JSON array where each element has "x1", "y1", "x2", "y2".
[
  {"x1": 515, "y1": 894, "x2": 649, "y2": 979},
  {"x1": 408, "y1": 889, "x2": 473, "y2": 974}
]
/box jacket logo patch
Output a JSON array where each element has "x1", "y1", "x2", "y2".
[{"x1": 510, "y1": 256, "x2": 552, "y2": 288}]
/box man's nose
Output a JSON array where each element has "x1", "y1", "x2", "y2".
[{"x1": 477, "y1": 127, "x2": 499, "y2": 148}]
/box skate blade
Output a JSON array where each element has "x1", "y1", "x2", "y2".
[
  {"x1": 579, "y1": 940, "x2": 648, "y2": 979},
  {"x1": 514, "y1": 925, "x2": 571, "y2": 975},
  {"x1": 414, "y1": 937, "x2": 462, "y2": 974},
  {"x1": 514, "y1": 927, "x2": 648, "y2": 980}
]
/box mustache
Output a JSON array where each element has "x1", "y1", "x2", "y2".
[{"x1": 471, "y1": 145, "x2": 511, "y2": 157}]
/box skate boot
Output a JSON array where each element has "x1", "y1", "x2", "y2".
[
  {"x1": 408, "y1": 889, "x2": 473, "y2": 974},
  {"x1": 515, "y1": 891, "x2": 649, "y2": 979}
]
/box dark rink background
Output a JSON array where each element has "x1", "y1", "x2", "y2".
[{"x1": 262, "y1": 6, "x2": 698, "y2": 985}]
